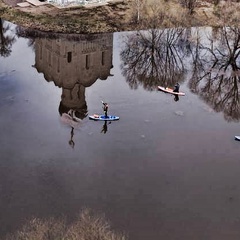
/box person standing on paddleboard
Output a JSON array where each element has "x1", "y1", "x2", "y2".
[
  {"x1": 173, "y1": 83, "x2": 180, "y2": 101},
  {"x1": 173, "y1": 83, "x2": 180, "y2": 93},
  {"x1": 102, "y1": 101, "x2": 109, "y2": 118}
]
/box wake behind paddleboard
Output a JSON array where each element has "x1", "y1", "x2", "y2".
[
  {"x1": 89, "y1": 114, "x2": 119, "y2": 121},
  {"x1": 158, "y1": 86, "x2": 186, "y2": 96}
]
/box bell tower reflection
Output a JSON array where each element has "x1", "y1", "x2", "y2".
[
  {"x1": 32, "y1": 33, "x2": 113, "y2": 147},
  {"x1": 34, "y1": 33, "x2": 113, "y2": 119}
]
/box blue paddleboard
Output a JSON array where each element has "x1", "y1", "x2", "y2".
[
  {"x1": 89, "y1": 114, "x2": 120, "y2": 121},
  {"x1": 235, "y1": 136, "x2": 240, "y2": 141}
]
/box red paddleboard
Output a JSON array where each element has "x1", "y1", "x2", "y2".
[{"x1": 158, "y1": 86, "x2": 185, "y2": 96}]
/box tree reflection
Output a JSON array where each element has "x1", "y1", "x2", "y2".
[
  {"x1": 0, "y1": 18, "x2": 16, "y2": 57},
  {"x1": 120, "y1": 28, "x2": 189, "y2": 91},
  {"x1": 189, "y1": 27, "x2": 240, "y2": 122}
]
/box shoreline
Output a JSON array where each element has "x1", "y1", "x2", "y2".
[{"x1": 0, "y1": 0, "x2": 239, "y2": 34}]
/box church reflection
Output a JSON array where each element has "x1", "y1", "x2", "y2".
[{"x1": 33, "y1": 33, "x2": 114, "y2": 145}]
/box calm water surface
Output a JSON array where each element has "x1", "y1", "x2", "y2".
[{"x1": 0, "y1": 21, "x2": 240, "y2": 239}]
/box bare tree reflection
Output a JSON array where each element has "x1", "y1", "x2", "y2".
[
  {"x1": 120, "y1": 28, "x2": 189, "y2": 91},
  {"x1": 0, "y1": 18, "x2": 16, "y2": 57},
  {"x1": 189, "y1": 27, "x2": 240, "y2": 122}
]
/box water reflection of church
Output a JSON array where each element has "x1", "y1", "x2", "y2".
[{"x1": 34, "y1": 33, "x2": 113, "y2": 119}]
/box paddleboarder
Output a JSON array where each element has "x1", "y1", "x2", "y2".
[
  {"x1": 173, "y1": 83, "x2": 180, "y2": 93},
  {"x1": 102, "y1": 101, "x2": 109, "y2": 118}
]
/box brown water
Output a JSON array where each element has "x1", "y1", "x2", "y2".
[{"x1": 0, "y1": 22, "x2": 240, "y2": 239}]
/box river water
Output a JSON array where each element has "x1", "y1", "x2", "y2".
[{"x1": 0, "y1": 21, "x2": 240, "y2": 239}]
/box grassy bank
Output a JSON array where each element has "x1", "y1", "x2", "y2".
[
  {"x1": 0, "y1": 0, "x2": 135, "y2": 33},
  {"x1": 0, "y1": 0, "x2": 239, "y2": 35}
]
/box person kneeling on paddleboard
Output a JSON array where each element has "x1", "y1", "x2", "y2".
[
  {"x1": 173, "y1": 83, "x2": 180, "y2": 93},
  {"x1": 102, "y1": 101, "x2": 109, "y2": 118}
]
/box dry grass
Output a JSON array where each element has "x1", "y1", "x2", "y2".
[
  {"x1": 0, "y1": 0, "x2": 134, "y2": 33},
  {"x1": 4, "y1": 209, "x2": 126, "y2": 240},
  {"x1": 0, "y1": 0, "x2": 239, "y2": 34},
  {"x1": 140, "y1": 0, "x2": 190, "y2": 27},
  {"x1": 213, "y1": 1, "x2": 240, "y2": 26}
]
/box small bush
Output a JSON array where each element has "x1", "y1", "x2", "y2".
[{"x1": 5, "y1": 209, "x2": 126, "y2": 240}]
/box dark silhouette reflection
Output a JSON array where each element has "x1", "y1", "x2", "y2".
[
  {"x1": 101, "y1": 121, "x2": 111, "y2": 134},
  {"x1": 189, "y1": 27, "x2": 240, "y2": 122},
  {"x1": 69, "y1": 127, "x2": 75, "y2": 148},
  {"x1": 0, "y1": 19, "x2": 16, "y2": 57},
  {"x1": 17, "y1": 29, "x2": 114, "y2": 144},
  {"x1": 120, "y1": 28, "x2": 190, "y2": 91},
  {"x1": 59, "y1": 108, "x2": 85, "y2": 148},
  {"x1": 174, "y1": 94, "x2": 179, "y2": 102},
  {"x1": 58, "y1": 84, "x2": 88, "y2": 145}
]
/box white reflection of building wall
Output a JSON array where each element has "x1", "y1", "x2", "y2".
[{"x1": 34, "y1": 33, "x2": 113, "y2": 114}]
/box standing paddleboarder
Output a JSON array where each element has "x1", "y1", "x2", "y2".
[
  {"x1": 102, "y1": 101, "x2": 109, "y2": 118},
  {"x1": 173, "y1": 83, "x2": 180, "y2": 93},
  {"x1": 173, "y1": 83, "x2": 180, "y2": 101}
]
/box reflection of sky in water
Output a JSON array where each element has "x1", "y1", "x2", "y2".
[
  {"x1": 0, "y1": 25, "x2": 240, "y2": 240},
  {"x1": 0, "y1": 36, "x2": 61, "y2": 115}
]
